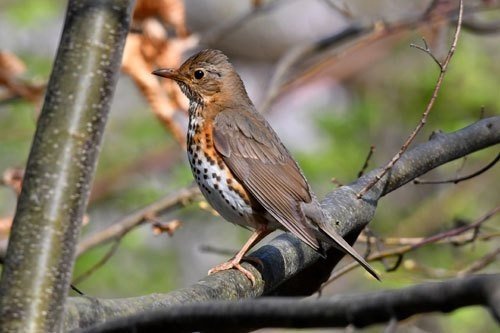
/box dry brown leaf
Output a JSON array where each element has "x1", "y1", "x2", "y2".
[
  {"x1": 0, "y1": 51, "x2": 27, "y2": 76},
  {"x1": 122, "y1": 0, "x2": 198, "y2": 147},
  {"x1": 133, "y1": 0, "x2": 189, "y2": 38},
  {"x1": 122, "y1": 33, "x2": 187, "y2": 146},
  {"x1": 2, "y1": 167, "x2": 24, "y2": 196},
  {"x1": 0, "y1": 217, "x2": 13, "y2": 238},
  {"x1": 151, "y1": 219, "x2": 182, "y2": 236},
  {"x1": 0, "y1": 51, "x2": 45, "y2": 105}
]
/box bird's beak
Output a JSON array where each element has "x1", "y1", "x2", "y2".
[{"x1": 152, "y1": 68, "x2": 183, "y2": 81}]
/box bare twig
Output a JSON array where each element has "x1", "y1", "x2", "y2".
[
  {"x1": 259, "y1": 0, "x2": 478, "y2": 114},
  {"x1": 356, "y1": 0, "x2": 464, "y2": 199},
  {"x1": 76, "y1": 185, "x2": 200, "y2": 257},
  {"x1": 414, "y1": 152, "x2": 500, "y2": 184},
  {"x1": 458, "y1": 246, "x2": 500, "y2": 277},
  {"x1": 398, "y1": 204, "x2": 498, "y2": 248},
  {"x1": 201, "y1": 0, "x2": 300, "y2": 45},
  {"x1": 361, "y1": 228, "x2": 373, "y2": 257},
  {"x1": 357, "y1": 231, "x2": 500, "y2": 247},
  {"x1": 322, "y1": 205, "x2": 500, "y2": 286},
  {"x1": 72, "y1": 239, "x2": 123, "y2": 285},
  {"x1": 410, "y1": 37, "x2": 443, "y2": 70},
  {"x1": 259, "y1": 24, "x2": 367, "y2": 113},
  {"x1": 74, "y1": 218, "x2": 183, "y2": 286},
  {"x1": 358, "y1": 145, "x2": 375, "y2": 177},
  {"x1": 70, "y1": 285, "x2": 85, "y2": 296},
  {"x1": 362, "y1": 227, "x2": 392, "y2": 272},
  {"x1": 89, "y1": 145, "x2": 183, "y2": 203},
  {"x1": 455, "y1": 155, "x2": 468, "y2": 175}
]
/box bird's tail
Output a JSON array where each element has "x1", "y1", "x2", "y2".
[
  {"x1": 300, "y1": 200, "x2": 380, "y2": 280},
  {"x1": 320, "y1": 225, "x2": 380, "y2": 281}
]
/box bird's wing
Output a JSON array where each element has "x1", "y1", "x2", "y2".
[{"x1": 213, "y1": 108, "x2": 320, "y2": 250}]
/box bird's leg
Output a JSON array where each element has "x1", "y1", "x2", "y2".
[{"x1": 208, "y1": 226, "x2": 271, "y2": 285}]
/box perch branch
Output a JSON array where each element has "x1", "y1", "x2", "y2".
[
  {"x1": 64, "y1": 116, "x2": 500, "y2": 331},
  {"x1": 79, "y1": 274, "x2": 500, "y2": 332}
]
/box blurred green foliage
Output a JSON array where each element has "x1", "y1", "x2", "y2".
[
  {"x1": 74, "y1": 230, "x2": 178, "y2": 296},
  {"x1": 0, "y1": 102, "x2": 36, "y2": 170},
  {"x1": 4, "y1": 0, "x2": 60, "y2": 27}
]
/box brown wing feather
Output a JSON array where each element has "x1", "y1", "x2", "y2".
[{"x1": 213, "y1": 108, "x2": 320, "y2": 250}]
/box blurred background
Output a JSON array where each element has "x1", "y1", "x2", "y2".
[{"x1": 0, "y1": 0, "x2": 499, "y2": 332}]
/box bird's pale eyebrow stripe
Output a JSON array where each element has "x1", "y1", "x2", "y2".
[
  {"x1": 207, "y1": 69, "x2": 221, "y2": 77},
  {"x1": 201, "y1": 68, "x2": 222, "y2": 77}
]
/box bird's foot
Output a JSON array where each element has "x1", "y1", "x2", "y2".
[{"x1": 208, "y1": 258, "x2": 257, "y2": 286}]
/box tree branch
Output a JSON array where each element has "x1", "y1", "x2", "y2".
[
  {"x1": 0, "y1": 1, "x2": 133, "y2": 332},
  {"x1": 356, "y1": 0, "x2": 464, "y2": 198},
  {"x1": 76, "y1": 185, "x2": 200, "y2": 257},
  {"x1": 64, "y1": 116, "x2": 500, "y2": 331},
  {"x1": 322, "y1": 206, "x2": 500, "y2": 286},
  {"x1": 79, "y1": 274, "x2": 500, "y2": 332},
  {"x1": 413, "y1": 152, "x2": 500, "y2": 184}
]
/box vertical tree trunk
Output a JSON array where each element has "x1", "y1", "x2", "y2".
[{"x1": 0, "y1": 1, "x2": 134, "y2": 332}]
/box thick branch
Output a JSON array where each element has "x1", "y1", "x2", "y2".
[
  {"x1": 0, "y1": 1, "x2": 133, "y2": 332},
  {"x1": 80, "y1": 274, "x2": 500, "y2": 332},
  {"x1": 64, "y1": 116, "x2": 500, "y2": 330}
]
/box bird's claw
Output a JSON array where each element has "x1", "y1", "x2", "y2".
[{"x1": 208, "y1": 259, "x2": 257, "y2": 286}]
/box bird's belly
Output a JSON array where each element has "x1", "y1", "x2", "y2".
[{"x1": 188, "y1": 153, "x2": 256, "y2": 229}]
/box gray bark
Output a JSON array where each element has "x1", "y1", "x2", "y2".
[{"x1": 77, "y1": 274, "x2": 500, "y2": 332}]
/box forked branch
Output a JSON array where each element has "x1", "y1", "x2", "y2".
[{"x1": 356, "y1": 0, "x2": 464, "y2": 198}]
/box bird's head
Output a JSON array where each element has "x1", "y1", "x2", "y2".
[{"x1": 152, "y1": 49, "x2": 248, "y2": 107}]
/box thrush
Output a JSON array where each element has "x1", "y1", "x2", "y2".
[{"x1": 153, "y1": 49, "x2": 379, "y2": 284}]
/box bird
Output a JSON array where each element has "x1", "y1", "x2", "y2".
[{"x1": 152, "y1": 49, "x2": 379, "y2": 285}]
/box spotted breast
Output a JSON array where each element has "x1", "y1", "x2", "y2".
[{"x1": 187, "y1": 110, "x2": 259, "y2": 229}]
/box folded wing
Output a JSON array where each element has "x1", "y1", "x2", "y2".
[{"x1": 213, "y1": 108, "x2": 320, "y2": 250}]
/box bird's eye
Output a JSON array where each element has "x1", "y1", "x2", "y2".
[{"x1": 194, "y1": 70, "x2": 204, "y2": 80}]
